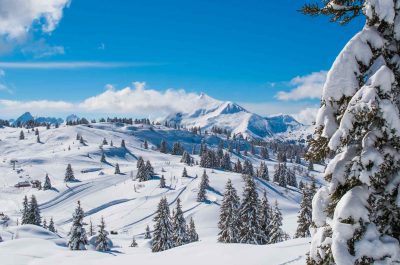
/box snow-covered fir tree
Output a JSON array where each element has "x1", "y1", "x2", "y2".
[
  {"x1": 145, "y1": 225, "x2": 151, "y2": 239},
  {"x1": 152, "y1": 197, "x2": 174, "y2": 252},
  {"x1": 242, "y1": 159, "x2": 254, "y2": 176},
  {"x1": 160, "y1": 175, "x2": 166, "y2": 188},
  {"x1": 180, "y1": 151, "x2": 192, "y2": 165},
  {"x1": 187, "y1": 217, "x2": 199, "y2": 243},
  {"x1": 27, "y1": 195, "x2": 41, "y2": 226},
  {"x1": 302, "y1": 1, "x2": 400, "y2": 263},
  {"x1": 197, "y1": 170, "x2": 209, "y2": 202},
  {"x1": 218, "y1": 179, "x2": 240, "y2": 243},
  {"x1": 294, "y1": 184, "x2": 312, "y2": 238},
  {"x1": 238, "y1": 175, "x2": 263, "y2": 244},
  {"x1": 89, "y1": 219, "x2": 95, "y2": 236},
  {"x1": 260, "y1": 147, "x2": 269, "y2": 160},
  {"x1": 257, "y1": 161, "x2": 269, "y2": 181},
  {"x1": 95, "y1": 217, "x2": 110, "y2": 252},
  {"x1": 181, "y1": 167, "x2": 188, "y2": 178},
  {"x1": 130, "y1": 236, "x2": 138, "y2": 247},
  {"x1": 160, "y1": 139, "x2": 167, "y2": 153},
  {"x1": 43, "y1": 174, "x2": 52, "y2": 190},
  {"x1": 268, "y1": 200, "x2": 284, "y2": 244},
  {"x1": 42, "y1": 218, "x2": 47, "y2": 229},
  {"x1": 144, "y1": 139, "x2": 148, "y2": 149},
  {"x1": 68, "y1": 201, "x2": 88, "y2": 250},
  {"x1": 121, "y1": 139, "x2": 126, "y2": 148},
  {"x1": 258, "y1": 190, "x2": 272, "y2": 244},
  {"x1": 220, "y1": 152, "x2": 232, "y2": 171},
  {"x1": 48, "y1": 217, "x2": 56, "y2": 233},
  {"x1": 21, "y1": 195, "x2": 29, "y2": 225},
  {"x1": 172, "y1": 198, "x2": 188, "y2": 246},
  {"x1": 19, "y1": 130, "x2": 24, "y2": 140},
  {"x1": 234, "y1": 159, "x2": 242, "y2": 173},
  {"x1": 64, "y1": 164, "x2": 75, "y2": 182}
]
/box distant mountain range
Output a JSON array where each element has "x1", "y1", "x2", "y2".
[
  {"x1": 166, "y1": 94, "x2": 305, "y2": 139},
  {"x1": 9, "y1": 95, "x2": 308, "y2": 140},
  {"x1": 11, "y1": 112, "x2": 64, "y2": 126}
]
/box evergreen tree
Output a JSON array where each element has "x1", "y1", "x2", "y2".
[
  {"x1": 160, "y1": 139, "x2": 167, "y2": 153},
  {"x1": 160, "y1": 175, "x2": 166, "y2": 188},
  {"x1": 187, "y1": 217, "x2": 199, "y2": 243},
  {"x1": 43, "y1": 218, "x2": 47, "y2": 229},
  {"x1": 152, "y1": 197, "x2": 174, "y2": 252},
  {"x1": 234, "y1": 159, "x2": 242, "y2": 173},
  {"x1": 242, "y1": 159, "x2": 254, "y2": 176},
  {"x1": 273, "y1": 163, "x2": 281, "y2": 183},
  {"x1": 136, "y1": 156, "x2": 144, "y2": 169},
  {"x1": 145, "y1": 225, "x2": 152, "y2": 239},
  {"x1": 95, "y1": 217, "x2": 110, "y2": 251},
  {"x1": 172, "y1": 198, "x2": 188, "y2": 246},
  {"x1": 89, "y1": 219, "x2": 95, "y2": 236},
  {"x1": 144, "y1": 140, "x2": 148, "y2": 149},
  {"x1": 121, "y1": 139, "x2": 126, "y2": 148},
  {"x1": 238, "y1": 175, "x2": 263, "y2": 244},
  {"x1": 278, "y1": 164, "x2": 287, "y2": 188},
  {"x1": 19, "y1": 130, "x2": 25, "y2": 140},
  {"x1": 257, "y1": 162, "x2": 269, "y2": 181},
  {"x1": 65, "y1": 164, "x2": 76, "y2": 182},
  {"x1": 21, "y1": 195, "x2": 29, "y2": 225},
  {"x1": 260, "y1": 147, "x2": 269, "y2": 160},
  {"x1": 100, "y1": 153, "x2": 106, "y2": 163},
  {"x1": 68, "y1": 201, "x2": 88, "y2": 250},
  {"x1": 145, "y1": 160, "x2": 154, "y2": 177},
  {"x1": 197, "y1": 170, "x2": 209, "y2": 202},
  {"x1": 43, "y1": 174, "x2": 52, "y2": 190},
  {"x1": 36, "y1": 135, "x2": 41, "y2": 143},
  {"x1": 220, "y1": 152, "x2": 232, "y2": 171},
  {"x1": 181, "y1": 167, "x2": 188, "y2": 178},
  {"x1": 268, "y1": 201, "x2": 284, "y2": 244},
  {"x1": 114, "y1": 163, "x2": 120, "y2": 174},
  {"x1": 180, "y1": 151, "x2": 192, "y2": 165},
  {"x1": 102, "y1": 138, "x2": 108, "y2": 145},
  {"x1": 130, "y1": 236, "x2": 138, "y2": 247},
  {"x1": 27, "y1": 195, "x2": 41, "y2": 226},
  {"x1": 295, "y1": 185, "x2": 312, "y2": 238},
  {"x1": 48, "y1": 217, "x2": 56, "y2": 233},
  {"x1": 258, "y1": 190, "x2": 272, "y2": 244},
  {"x1": 218, "y1": 179, "x2": 240, "y2": 243}
]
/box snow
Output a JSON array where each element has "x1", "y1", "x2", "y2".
[
  {"x1": 166, "y1": 100, "x2": 306, "y2": 139},
  {"x1": 0, "y1": 122, "x2": 322, "y2": 264}
]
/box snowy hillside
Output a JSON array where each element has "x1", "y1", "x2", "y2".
[
  {"x1": 166, "y1": 94, "x2": 305, "y2": 139},
  {"x1": 0, "y1": 122, "x2": 322, "y2": 265}
]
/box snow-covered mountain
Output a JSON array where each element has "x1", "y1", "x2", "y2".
[
  {"x1": 166, "y1": 98, "x2": 304, "y2": 139},
  {"x1": 12, "y1": 112, "x2": 64, "y2": 126}
]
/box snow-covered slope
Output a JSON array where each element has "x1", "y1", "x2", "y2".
[
  {"x1": 166, "y1": 97, "x2": 305, "y2": 139},
  {"x1": 0, "y1": 122, "x2": 323, "y2": 264}
]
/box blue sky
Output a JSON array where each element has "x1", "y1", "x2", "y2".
[{"x1": 0, "y1": 0, "x2": 363, "y2": 121}]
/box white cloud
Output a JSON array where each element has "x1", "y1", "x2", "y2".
[
  {"x1": 291, "y1": 107, "x2": 319, "y2": 125},
  {"x1": 80, "y1": 82, "x2": 219, "y2": 116},
  {"x1": 0, "y1": 0, "x2": 70, "y2": 40},
  {"x1": 0, "y1": 82, "x2": 221, "y2": 118},
  {"x1": 275, "y1": 71, "x2": 327, "y2": 101},
  {"x1": 0, "y1": 61, "x2": 155, "y2": 69}
]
